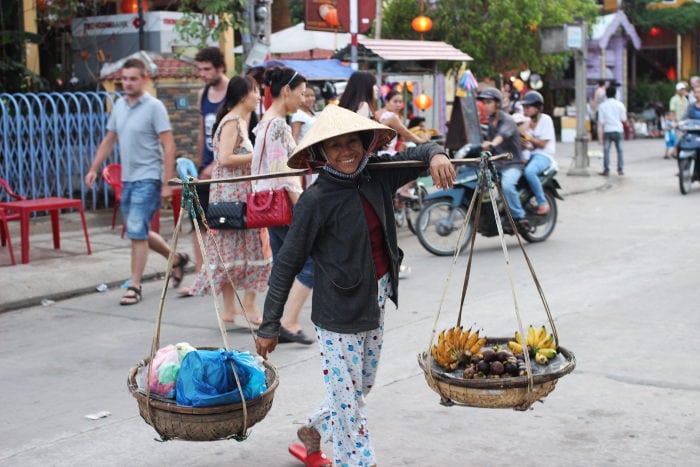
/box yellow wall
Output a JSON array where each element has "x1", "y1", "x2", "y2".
[{"x1": 23, "y1": 0, "x2": 39, "y2": 74}]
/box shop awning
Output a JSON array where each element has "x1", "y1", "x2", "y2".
[
  {"x1": 334, "y1": 39, "x2": 473, "y2": 62},
  {"x1": 248, "y1": 59, "x2": 354, "y2": 81}
]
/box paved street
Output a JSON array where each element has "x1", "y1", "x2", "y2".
[{"x1": 1, "y1": 139, "x2": 699, "y2": 466}]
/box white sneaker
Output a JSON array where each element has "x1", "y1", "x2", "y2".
[{"x1": 399, "y1": 264, "x2": 412, "y2": 279}]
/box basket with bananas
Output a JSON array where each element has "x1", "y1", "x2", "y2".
[{"x1": 418, "y1": 324, "x2": 575, "y2": 410}]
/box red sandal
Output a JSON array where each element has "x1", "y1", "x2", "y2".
[{"x1": 288, "y1": 444, "x2": 332, "y2": 467}]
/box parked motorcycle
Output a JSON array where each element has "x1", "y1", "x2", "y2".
[
  {"x1": 415, "y1": 146, "x2": 563, "y2": 256},
  {"x1": 393, "y1": 179, "x2": 428, "y2": 234},
  {"x1": 676, "y1": 119, "x2": 700, "y2": 195}
]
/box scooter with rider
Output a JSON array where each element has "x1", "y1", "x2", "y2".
[{"x1": 415, "y1": 87, "x2": 562, "y2": 256}]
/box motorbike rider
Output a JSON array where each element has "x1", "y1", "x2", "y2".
[
  {"x1": 477, "y1": 86, "x2": 529, "y2": 233},
  {"x1": 683, "y1": 86, "x2": 700, "y2": 120},
  {"x1": 521, "y1": 91, "x2": 557, "y2": 215}
]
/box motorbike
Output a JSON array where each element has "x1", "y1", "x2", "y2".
[
  {"x1": 393, "y1": 178, "x2": 428, "y2": 234},
  {"x1": 415, "y1": 145, "x2": 563, "y2": 256},
  {"x1": 676, "y1": 119, "x2": 700, "y2": 194}
]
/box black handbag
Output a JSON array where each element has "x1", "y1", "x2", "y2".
[{"x1": 205, "y1": 201, "x2": 247, "y2": 229}]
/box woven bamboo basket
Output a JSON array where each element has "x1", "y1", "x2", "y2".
[
  {"x1": 418, "y1": 338, "x2": 575, "y2": 410},
  {"x1": 127, "y1": 349, "x2": 279, "y2": 441}
]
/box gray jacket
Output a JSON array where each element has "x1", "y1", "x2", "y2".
[{"x1": 257, "y1": 143, "x2": 446, "y2": 337}]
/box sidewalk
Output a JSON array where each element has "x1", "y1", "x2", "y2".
[{"x1": 0, "y1": 140, "x2": 620, "y2": 312}]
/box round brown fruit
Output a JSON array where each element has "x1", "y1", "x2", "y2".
[{"x1": 490, "y1": 361, "x2": 505, "y2": 376}]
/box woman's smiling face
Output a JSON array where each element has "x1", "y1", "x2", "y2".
[{"x1": 321, "y1": 133, "x2": 366, "y2": 174}]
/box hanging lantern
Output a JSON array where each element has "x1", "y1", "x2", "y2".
[
  {"x1": 414, "y1": 94, "x2": 433, "y2": 111},
  {"x1": 666, "y1": 66, "x2": 677, "y2": 82},
  {"x1": 411, "y1": 15, "x2": 433, "y2": 33},
  {"x1": 121, "y1": 0, "x2": 148, "y2": 14},
  {"x1": 650, "y1": 27, "x2": 661, "y2": 37},
  {"x1": 36, "y1": 0, "x2": 49, "y2": 12}
]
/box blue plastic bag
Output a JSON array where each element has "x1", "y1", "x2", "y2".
[{"x1": 175, "y1": 348, "x2": 267, "y2": 407}]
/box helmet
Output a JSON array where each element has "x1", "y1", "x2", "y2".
[
  {"x1": 476, "y1": 87, "x2": 502, "y2": 102},
  {"x1": 522, "y1": 91, "x2": 544, "y2": 107}
]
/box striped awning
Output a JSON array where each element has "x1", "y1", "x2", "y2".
[{"x1": 343, "y1": 39, "x2": 473, "y2": 62}]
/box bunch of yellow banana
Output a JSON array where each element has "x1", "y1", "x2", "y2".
[
  {"x1": 507, "y1": 325, "x2": 558, "y2": 364},
  {"x1": 431, "y1": 326, "x2": 487, "y2": 371}
]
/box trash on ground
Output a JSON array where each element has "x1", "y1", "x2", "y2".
[{"x1": 84, "y1": 411, "x2": 111, "y2": 420}]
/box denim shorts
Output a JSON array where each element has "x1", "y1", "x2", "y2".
[
  {"x1": 121, "y1": 179, "x2": 161, "y2": 240},
  {"x1": 268, "y1": 225, "x2": 314, "y2": 289}
]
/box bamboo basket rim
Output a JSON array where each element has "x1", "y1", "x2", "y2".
[{"x1": 418, "y1": 337, "x2": 576, "y2": 390}]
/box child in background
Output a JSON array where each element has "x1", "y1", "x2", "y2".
[{"x1": 664, "y1": 110, "x2": 677, "y2": 159}]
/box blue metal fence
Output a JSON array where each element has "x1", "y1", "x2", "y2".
[{"x1": 0, "y1": 91, "x2": 121, "y2": 209}]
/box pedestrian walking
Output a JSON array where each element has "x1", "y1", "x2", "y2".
[
  {"x1": 338, "y1": 70, "x2": 377, "y2": 119},
  {"x1": 187, "y1": 75, "x2": 271, "y2": 325},
  {"x1": 179, "y1": 46, "x2": 230, "y2": 296},
  {"x1": 255, "y1": 104, "x2": 456, "y2": 467},
  {"x1": 252, "y1": 66, "x2": 314, "y2": 345},
  {"x1": 85, "y1": 58, "x2": 188, "y2": 305},
  {"x1": 291, "y1": 87, "x2": 317, "y2": 144},
  {"x1": 663, "y1": 110, "x2": 677, "y2": 159},
  {"x1": 597, "y1": 86, "x2": 628, "y2": 176}
]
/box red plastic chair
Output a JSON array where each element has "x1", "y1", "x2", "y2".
[
  {"x1": 0, "y1": 207, "x2": 16, "y2": 265},
  {"x1": 0, "y1": 178, "x2": 25, "y2": 253},
  {"x1": 101, "y1": 164, "x2": 123, "y2": 231},
  {"x1": 101, "y1": 164, "x2": 160, "y2": 237}
]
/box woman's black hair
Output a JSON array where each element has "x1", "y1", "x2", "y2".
[
  {"x1": 212, "y1": 75, "x2": 257, "y2": 136},
  {"x1": 408, "y1": 116, "x2": 425, "y2": 128},
  {"x1": 383, "y1": 89, "x2": 401, "y2": 104},
  {"x1": 264, "y1": 66, "x2": 307, "y2": 98},
  {"x1": 339, "y1": 71, "x2": 376, "y2": 113}
]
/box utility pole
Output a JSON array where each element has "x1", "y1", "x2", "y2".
[
  {"x1": 569, "y1": 17, "x2": 590, "y2": 176},
  {"x1": 137, "y1": 0, "x2": 145, "y2": 51},
  {"x1": 350, "y1": 0, "x2": 359, "y2": 70}
]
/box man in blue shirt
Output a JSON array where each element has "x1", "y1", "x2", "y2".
[{"x1": 85, "y1": 58, "x2": 187, "y2": 305}]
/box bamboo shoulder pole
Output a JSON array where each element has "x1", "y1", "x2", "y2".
[{"x1": 168, "y1": 153, "x2": 512, "y2": 187}]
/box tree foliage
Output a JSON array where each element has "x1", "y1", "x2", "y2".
[
  {"x1": 624, "y1": 0, "x2": 700, "y2": 34},
  {"x1": 175, "y1": 0, "x2": 248, "y2": 48},
  {"x1": 381, "y1": 0, "x2": 599, "y2": 79}
]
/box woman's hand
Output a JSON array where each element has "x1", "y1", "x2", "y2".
[
  {"x1": 429, "y1": 153, "x2": 456, "y2": 189},
  {"x1": 255, "y1": 336, "x2": 278, "y2": 360}
]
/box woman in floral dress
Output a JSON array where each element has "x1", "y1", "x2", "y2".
[{"x1": 190, "y1": 75, "x2": 270, "y2": 324}]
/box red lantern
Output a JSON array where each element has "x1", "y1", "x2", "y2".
[
  {"x1": 666, "y1": 66, "x2": 677, "y2": 82},
  {"x1": 650, "y1": 27, "x2": 661, "y2": 37},
  {"x1": 36, "y1": 0, "x2": 49, "y2": 12},
  {"x1": 411, "y1": 15, "x2": 433, "y2": 33},
  {"x1": 121, "y1": 0, "x2": 148, "y2": 14},
  {"x1": 414, "y1": 94, "x2": 433, "y2": 111}
]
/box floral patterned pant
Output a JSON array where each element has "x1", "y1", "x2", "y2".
[{"x1": 307, "y1": 274, "x2": 392, "y2": 467}]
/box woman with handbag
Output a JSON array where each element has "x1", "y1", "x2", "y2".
[
  {"x1": 255, "y1": 105, "x2": 455, "y2": 466},
  {"x1": 251, "y1": 66, "x2": 315, "y2": 345},
  {"x1": 188, "y1": 75, "x2": 271, "y2": 325}
]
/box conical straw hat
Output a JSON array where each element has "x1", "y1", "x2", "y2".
[{"x1": 288, "y1": 104, "x2": 396, "y2": 169}]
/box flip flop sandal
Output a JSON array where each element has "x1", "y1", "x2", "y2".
[
  {"x1": 119, "y1": 286, "x2": 142, "y2": 306},
  {"x1": 170, "y1": 253, "x2": 189, "y2": 288},
  {"x1": 288, "y1": 444, "x2": 332, "y2": 467}
]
